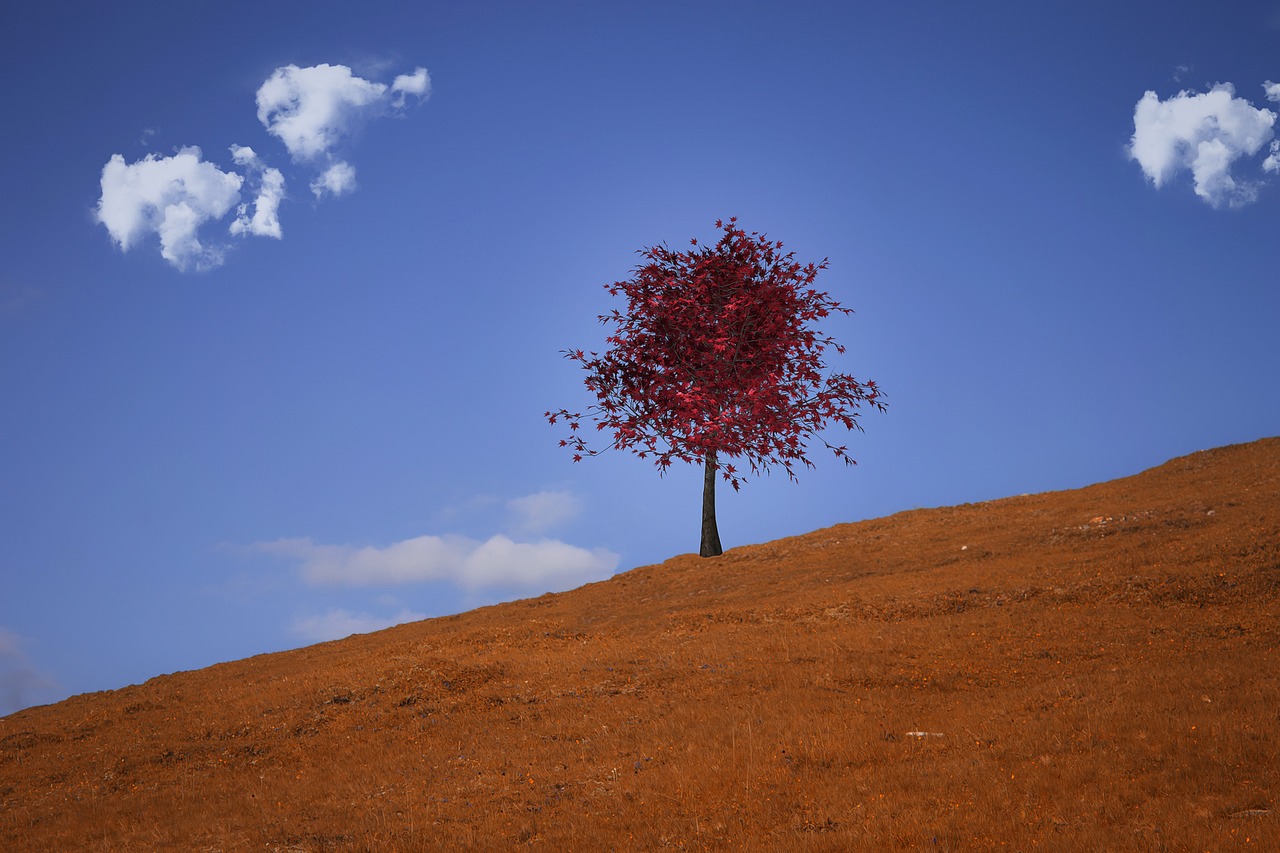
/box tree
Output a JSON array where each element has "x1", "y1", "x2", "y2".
[{"x1": 547, "y1": 217, "x2": 885, "y2": 557}]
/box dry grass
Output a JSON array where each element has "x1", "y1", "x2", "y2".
[{"x1": 2, "y1": 438, "x2": 1278, "y2": 851}]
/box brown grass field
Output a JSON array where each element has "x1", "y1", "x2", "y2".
[{"x1": 2, "y1": 438, "x2": 1278, "y2": 851}]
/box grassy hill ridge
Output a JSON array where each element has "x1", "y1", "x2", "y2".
[{"x1": 3, "y1": 438, "x2": 1278, "y2": 850}]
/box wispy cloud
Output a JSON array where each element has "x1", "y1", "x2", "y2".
[
  {"x1": 463, "y1": 535, "x2": 617, "y2": 588},
  {"x1": 291, "y1": 607, "x2": 427, "y2": 643},
  {"x1": 1128, "y1": 82, "x2": 1277, "y2": 208},
  {"x1": 507, "y1": 490, "x2": 582, "y2": 534},
  {"x1": 0, "y1": 628, "x2": 60, "y2": 717},
  {"x1": 256, "y1": 532, "x2": 617, "y2": 591},
  {"x1": 252, "y1": 489, "x2": 614, "y2": 642},
  {"x1": 95, "y1": 62, "x2": 430, "y2": 271},
  {"x1": 431, "y1": 493, "x2": 501, "y2": 526},
  {"x1": 0, "y1": 283, "x2": 42, "y2": 321}
]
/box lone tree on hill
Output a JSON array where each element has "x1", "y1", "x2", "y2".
[{"x1": 547, "y1": 217, "x2": 885, "y2": 557}]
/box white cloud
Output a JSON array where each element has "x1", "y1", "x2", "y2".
[
  {"x1": 463, "y1": 535, "x2": 615, "y2": 588},
  {"x1": 96, "y1": 147, "x2": 243, "y2": 270},
  {"x1": 1128, "y1": 83, "x2": 1277, "y2": 208},
  {"x1": 228, "y1": 145, "x2": 285, "y2": 239},
  {"x1": 255, "y1": 63, "x2": 431, "y2": 200},
  {"x1": 507, "y1": 490, "x2": 582, "y2": 534},
  {"x1": 391, "y1": 67, "x2": 431, "y2": 108},
  {"x1": 259, "y1": 534, "x2": 475, "y2": 585},
  {"x1": 256, "y1": 64, "x2": 387, "y2": 161},
  {"x1": 95, "y1": 61, "x2": 430, "y2": 271},
  {"x1": 291, "y1": 608, "x2": 427, "y2": 643},
  {"x1": 1266, "y1": 82, "x2": 1280, "y2": 173},
  {"x1": 310, "y1": 160, "x2": 357, "y2": 198},
  {"x1": 256, "y1": 63, "x2": 427, "y2": 162},
  {"x1": 255, "y1": 531, "x2": 618, "y2": 591},
  {"x1": 231, "y1": 167, "x2": 285, "y2": 238},
  {"x1": 229, "y1": 144, "x2": 260, "y2": 167}
]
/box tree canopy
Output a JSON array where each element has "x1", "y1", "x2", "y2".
[{"x1": 548, "y1": 217, "x2": 885, "y2": 555}]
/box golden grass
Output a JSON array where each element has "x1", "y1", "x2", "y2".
[{"x1": 2, "y1": 438, "x2": 1278, "y2": 850}]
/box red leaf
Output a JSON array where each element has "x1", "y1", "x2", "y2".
[{"x1": 547, "y1": 215, "x2": 886, "y2": 546}]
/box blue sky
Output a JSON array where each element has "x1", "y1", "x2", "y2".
[{"x1": 3, "y1": 0, "x2": 1278, "y2": 715}]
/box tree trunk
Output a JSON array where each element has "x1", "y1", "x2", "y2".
[{"x1": 700, "y1": 450, "x2": 724, "y2": 557}]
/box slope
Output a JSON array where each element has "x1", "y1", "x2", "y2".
[{"x1": 2, "y1": 438, "x2": 1278, "y2": 850}]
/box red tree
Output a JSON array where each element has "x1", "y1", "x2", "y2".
[{"x1": 547, "y1": 217, "x2": 885, "y2": 557}]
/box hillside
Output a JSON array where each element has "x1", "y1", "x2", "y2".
[{"x1": 2, "y1": 438, "x2": 1278, "y2": 851}]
